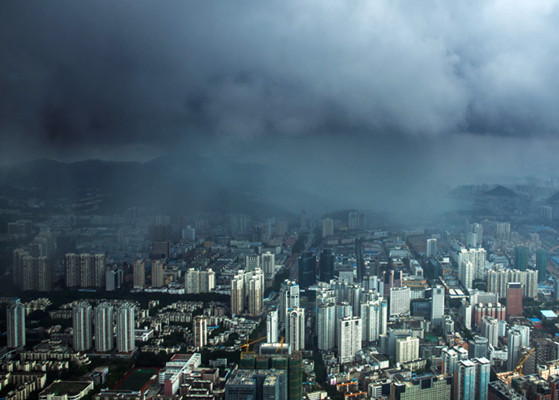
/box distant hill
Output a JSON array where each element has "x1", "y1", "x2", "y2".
[
  {"x1": 0, "y1": 156, "x2": 315, "y2": 218},
  {"x1": 483, "y1": 185, "x2": 517, "y2": 197}
]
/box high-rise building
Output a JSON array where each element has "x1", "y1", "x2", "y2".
[
  {"x1": 245, "y1": 254, "x2": 260, "y2": 271},
  {"x1": 261, "y1": 252, "x2": 275, "y2": 280},
  {"x1": 458, "y1": 248, "x2": 487, "y2": 284},
  {"x1": 348, "y1": 211, "x2": 365, "y2": 231},
  {"x1": 317, "y1": 303, "x2": 336, "y2": 351},
  {"x1": 506, "y1": 282, "x2": 523, "y2": 320},
  {"x1": 286, "y1": 308, "x2": 305, "y2": 353},
  {"x1": 391, "y1": 375, "x2": 452, "y2": 400},
  {"x1": 459, "y1": 260, "x2": 475, "y2": 289},
  {"x1": 185, "y1": 268, "x2": 216, "y2": 294},
  {"x1": 247, "y1": 270, "x2": 264, "y2": 316},
  {"x1": 319, "y1": 249, "x2": 335, "y2": 283},
  {"x1": 389, "y1": 286, "x2": 411, "y2": 317},
  {"x1": 65, "y1": 253, "x2": 80, "y2": 288},
  {"x1": 473, "y1": 357, "x2": 490, "y2": 400},
  {"x1": 231, "y1": 273, "x2": 245, "y2": 316},
  {"x1": 514, "y1": 246, "x2": 529, "y2": 271},
  {"x1": 37, "y1": 256, "x2": 51, "y2": 291},
  {"x1": 338, "y1": 316, "x2": 362, "y2": 364},
  {"x1": 454, "y1": 359, "x2": 476, "y2": 400},
  {"x1": 93, "y1": 254, "x2": 106, "y2": 288},
  {"x1": 151, "y1": 260, "x2": 165, "y2": 288},
  {"x1": 193, "y1": 316, "x2": 207, "y2": 350},
  {"x1": 361, "y1": 296, "x2": 387, "y2": 342},
  {"x1": 442, "y1": 347, "x2": 458, "y2": 376},
  {"x1": 116, "y1": 303, "x2": 135, "y2": 353},
  {"x1": 480, "y1": 316, "x2": 499, "y2": 348},
  {"x1": 460, "y1": 300, "x2": 473, "y2": 330},
  {"x1": 105, "y1": 266, "x2": 123, "y2": 291},
  {"x1": 79, "y1": 253, "x2": 94, "y2": 288},
  {"x1": 72, "y1": 302, "x2": 92, "y2": 352},
  {"x1": 431, "y1": 285, "x2": 445, "y2": 326},
  {"x1": 133, "y1": 259, "x2": 145, "y2": 289},
  {"x1": 443, "y1": 315, "x2": 455, "y2": 336},
  {"x1": 426, "y1": 238, "x2": 437, "y2": 258},
  {"x1": 225, "y1": 369, "x2": 287, "y2": 400},
  {"x1": 487, "y1": 266, "x2": 538, "y2": 299},
  {"x1": 7, "y1": 299, "x2": 26, "y2": 348},
  {"x1": 279, "y1": 280, "x2": 299, "y2": 324},
  {"x1": 536, "y1": 248, "x2": 548, "y2": 282},
  {"x1": 322, "y1": 218, "x2": 334, "y2": 238},
  {"x1": 94, "y1": 302, "x2": 114, "y2": 352},
  {"x1": 396, "y1": 336, "x2": 419, "y2": 364},
  {"x1": 298, "y1": 252, "x2": 316, "y2": 289},
  {"x1": 507, "y1": 328, "x2": 522, "y2": 371},
  {"x1": 18, "y1": 254, "x2": 51, "y2": 291},
  {"x1": 267, "y1": 309, "x2": 278, "y2": 343},
  {"x1": 496, "y1": 222, "x2": 511, "y2": 240},
  {"x1": 468, "y1": 335, "x2": 488, "y2": 359}
]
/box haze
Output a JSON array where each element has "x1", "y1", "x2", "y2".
[{"x1": 2, "y1": 0, "x2": 559, "y2": 218}]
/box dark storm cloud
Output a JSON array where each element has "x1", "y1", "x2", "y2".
[{"x1": 2, "y1": 0, "x2": 559, "y2": 162}]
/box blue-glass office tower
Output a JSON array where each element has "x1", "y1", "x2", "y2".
[
  {"x1": 536, "y1": 248, "x2": 548, "y2": 282},
  {"x1": 319, "y1": 249, "x2": 335, "y2": 283},
  {"x1": 298, "y1": 252, "x2": 316, "y2": 289}
]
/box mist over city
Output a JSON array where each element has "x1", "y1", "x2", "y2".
[{"x1": 2, "y1": 1, "x2": 559, "y2": 400}]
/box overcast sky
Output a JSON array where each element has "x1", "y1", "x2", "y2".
[{"x1": 2, "y1": 0, "x2": 559, "y2": 187}]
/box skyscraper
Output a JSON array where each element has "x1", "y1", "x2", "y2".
[
  {"x1": 116, "y1": 303, "x2": 135, "y2": 353},
  {"x1": 426, "y1": 238, "x2": 437, "y2": 258},
  {"x1": 319, "y1": 249, "x2": 334, "y2": 283},
  {"x1": 454, "y1": 360, "x2": 476, "y2": 400},
  {"x1": 389, "y1": 286, "x2": 411, "y2": 317},
  {"x1": 151, "y1": 260, "x2": 165, "y2": 288},
  {"x1": 94, "y1": 302, "x2": 114, "y2": 352},
  {"x1": 7, "y1": 299, "x2": 25, "y2": 348},
  {"x1": 536, "y1": 248, "x2": 548, "y2": 282},
  {"x1": 473, "y1": 357, "x2": 490, "y2": 400},
  {"x1": 231, "y1": 273, "x2": 245, "y2": 316},
  {"x1": 279, "y1": 280, "x2": 299, "y2": 324},
  {"x1": 298, "y1": 252, "x2": 316, "y2": 289},
  {"x1": 133, "y1": 259, "x2": 145, "y2": 289},
  {"x1": 507, "y1": 328, "x2": 522, "y2": 371},
  {"x1": 361, "y1": 296, "x2": 387, "y2": 342},
  {"x1": 193, "y1": 316, "x2": 208, "y2": 350},
  {"x1": 468, "y1": 335, "x2": 488, "y2": 359},
  {"x1": 506, "y1": 282, "x2": 523, "y2": 320},
  {"x1": 79, "y1": 253, "x2": 94, "y2": 288},
  {"x1": 286, "y1": 307, "x2": 305, "y2": 353},
  {"x1": 480, "y1": 316, "x2": 499, "y2": 348},
  {"x1": 317, "y1": 303, "x2": 335, "y2": 351},
  {"x1": 322, "y1": 218, "x2": 334, "y2": 237},
  {"x1": 247, "y1": 271, "x2": 264, "y2": 316},
  {"x1": 93, "y1": 254, "x2": 106, "y2": 288},
  {"x1": 431, "y1": 285, "x2": 445, "y2": 326},
  {"x1": 73, "y1": 302, "x2": 92, "y2": 352},
  {"x1": 65, "y1": 253, "x2": 80, "y2": 287},
  {"x1": 267, "y1": 309, "x2": 278, "y2": 343},
  {"x1": 396, "y1": 336, "x2": 419, "y2": 364},
  {"x1": 514, "y1": 246, "x2": 529, "y2": 271},
  {"x1": 338, "y1": 316, "x2": 362, "y2": 364},
  {"x1": 261, "y1": 252, "x2": 275, "y2": 280}
]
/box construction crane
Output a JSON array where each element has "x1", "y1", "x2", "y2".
[
  {"x1": 344, "y1": 392, "x2": 367, "y2": 398},
  {"x1": 514, "y1": 347, "x2": 536, "y2": 375},
  {"x1": 336, "y1": 380, "x2": 358, "y2": 388},
  {"x1": 240, "y1": 336, "x2": 267, "y2": 353},
  {"x1": 498, "y1": 347, "x2": 535, "y2": 385},
  {"x1": 275, "y1": 337, "x2": 285, "y2": 353}
]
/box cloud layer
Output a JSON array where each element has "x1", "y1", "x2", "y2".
[{"x1": 2, "y1": 0, "x2": 559, "y2": 161}]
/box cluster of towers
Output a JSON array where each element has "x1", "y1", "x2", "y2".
[{"x1": 72, "y1": 301, "x2": 136, "y2": 353}]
